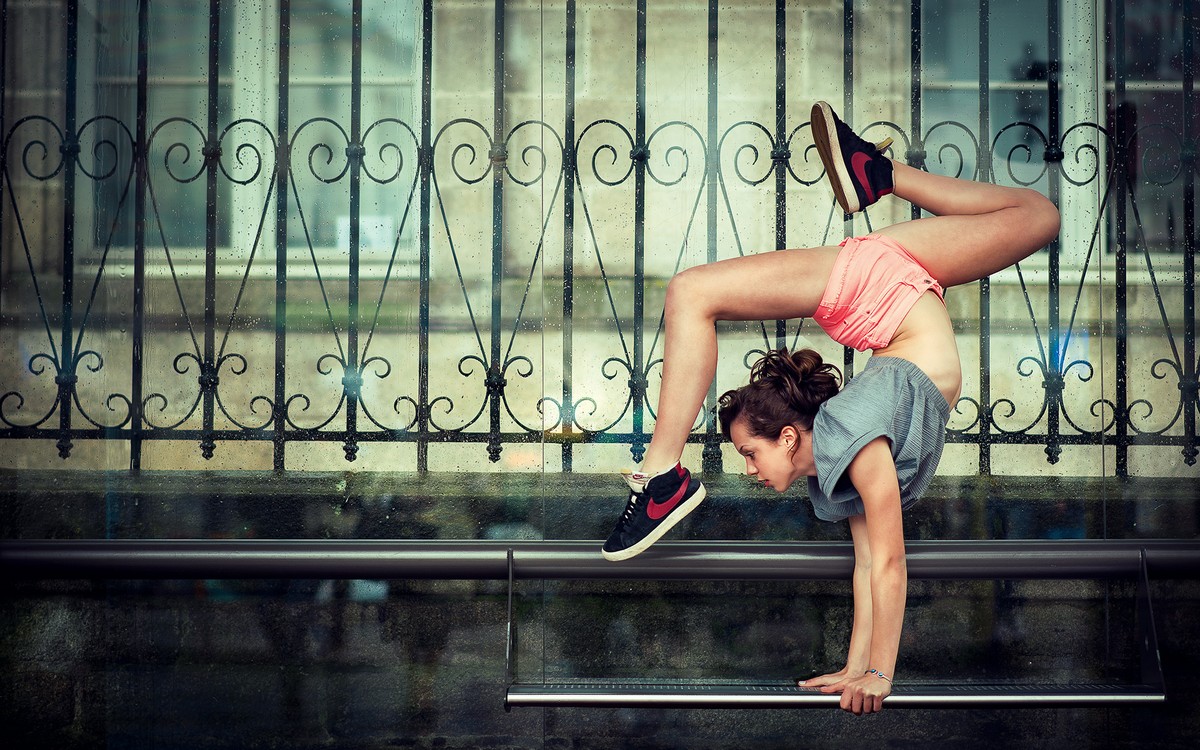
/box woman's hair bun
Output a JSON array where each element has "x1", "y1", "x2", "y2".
[
  {"x1": 718, "y1": 348, "x2": 842, "y2": 441},
  {"x1": 749, "y1": 348, "x2": 841, "y2": 410}
]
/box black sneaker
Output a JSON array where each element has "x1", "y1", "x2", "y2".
[
  {"x1": 601, "y1": 463, "x2": 706, "y2": 562},
  {"x1": 810, "y1": 100, "x2": 895, "y2": 214}
]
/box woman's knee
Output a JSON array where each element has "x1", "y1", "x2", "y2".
[
  {"x1": 1019, "y1": 188, "x2": 1061, "y2": 246},
  {"x1": 665, "y1": 267, "x2": 718, "y2": 319}
]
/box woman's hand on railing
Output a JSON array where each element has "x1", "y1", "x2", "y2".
[
  {"x1": 795, "y1": 665, "x2": 857, "y2": 691},
  {"x1": 828, "y1": 672, "x2": 891, "y2": 714}
]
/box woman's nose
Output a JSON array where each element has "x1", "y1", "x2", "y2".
[{"x1": 745, "y1": 460, "x2": 757, "y2": 476}]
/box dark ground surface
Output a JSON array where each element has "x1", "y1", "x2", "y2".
[{"x1": 2, "y1": 470, "x2": 1198, "y2": 748}]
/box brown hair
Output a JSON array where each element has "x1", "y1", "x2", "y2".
[{"x1": 718, "y1": 348, "x2": 842, "y2": 443}]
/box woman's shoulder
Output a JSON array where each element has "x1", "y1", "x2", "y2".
[
  {"x1": 814, "y1": 372, "x2": 893, "y2": 432},
  {"x1": 817, "y1": 355, "x2": 948, "y2": 431}
]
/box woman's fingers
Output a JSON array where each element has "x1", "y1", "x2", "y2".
[
  {"x1": 797, "y1": 670, "x2": 847, "y2": 688},
  {"x1": 836, "y1": 676, "x2": 890, "y2": 714},
  {"x1": 840, "y1": 688, "x2": 859, "y2": 713},
  {"x1": 809, "y1": 674, "x2": 850, "y2": 694}
]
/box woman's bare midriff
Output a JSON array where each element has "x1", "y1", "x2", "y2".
[{"x1": 872, "y1": 291, "x2": 962, "y2": 407}]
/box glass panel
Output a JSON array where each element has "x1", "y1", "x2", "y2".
[
  {"x1": 2, "y1": 1, "x2": 1199, "y2": 747},
  {"x1": 4, "y1": 3, "x2": 1193, "y2": 532}
]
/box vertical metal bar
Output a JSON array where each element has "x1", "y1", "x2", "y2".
[
  {"x1": 131, "y1": 0, "x2": 149, "y2": 472},
  {"x1": 56, "y1": 0, "x2": 80, "y2": 459},
  {"x1": 772, "y1": 0, "x2": 786, "y2": 353},
  {"x1": 701, "y1": 0, "x2": 721, "y2": 474},
  {"x1": 631, "y1": 0, "x2": 647, "y2": 463},
  {"x1": 842, "y1": 0, "x2": 853, "y2": 149},
  {"x1": 1, "y1": 0, "x2": 7, "y2": 316},
  {"x1": 1113, "y1": 0, "x2": 1129, "y2": 477},
  {"x1": 773, "y1": 0, "x2": 786, "y2": 236},
  {"x1": 344, "y1": 0, "x2": 363, "y2": 462},
  {"x1": 841, "y1": 0, "x2": 854, "y2": 380},
  {"x1": 418, "y1": 0, "x2": 433, "y2": 472},
  {"x1": 562, "y1": 0, "x2": 577, "y2": 471},
  {"x1": 1045, "y1": 0, "x2": 1064, "y2": 466},
  {"x1": 487, "y1": 0, "x2": 507, "y2": 462},
  {"x1": 504, "y1": 547, "x2": 516, "y2": 685},
  {"x1": 909, "y1": 0, "x2": 921, "y2": 224},
  {"x1": 1182, "y1": 0, "x2": 1197, "y2": 466},
  {"x1": 273, "y1": 0, "x2": 291, "y2": 472},
  {"x1": 978, "y1": 0, "x2": 992, "y2": 475},
  {"x1": 199, "y1": 0, "x2": 220, "y2": 460},
  {"x1": 1136, "y1": 550, "x2": 1165, "y2": 689}
]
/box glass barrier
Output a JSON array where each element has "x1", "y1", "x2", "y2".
[{"x1": 2, "y1": 0, "x2": 1198, "y2": 747}]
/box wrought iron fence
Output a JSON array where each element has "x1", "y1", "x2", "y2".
[{"x1": 0, "y1": 0, "x2": 1196, "y2": 475}]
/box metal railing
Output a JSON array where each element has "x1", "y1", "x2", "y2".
[
  {"x1": 1, "y1": 0, "x2": 1196, "y2": 475},
  {"x1": 4, "y1": 538, "x2": 1198, "y2": 580},
  {"x1": 5, "y1": 537, "x2": 1190, "y2": 708}
]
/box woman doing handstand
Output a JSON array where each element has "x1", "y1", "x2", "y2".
[{"x1": 598, "y1": 101, "x2": 1061, "y2": 714}]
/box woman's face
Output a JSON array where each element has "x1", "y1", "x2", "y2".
[{"x1": 729, "y1": 418, "x2": 816, "y2": 492}]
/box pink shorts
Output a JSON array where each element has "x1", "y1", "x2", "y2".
[{"x1": 813, "y1": 233, "x2": 944, "y2": 351}]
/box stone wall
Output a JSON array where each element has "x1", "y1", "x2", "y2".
[{"x1": 4, "y1": 575, "x2": 1200, "y2": 749}]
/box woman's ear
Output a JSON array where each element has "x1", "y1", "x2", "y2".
[{"x1": 779, "y1": 424, "x2": 799, "y2": 447}]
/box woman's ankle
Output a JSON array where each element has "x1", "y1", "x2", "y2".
[{"x1": 636, "y1": 459, "x2": 679, "y2": 477}]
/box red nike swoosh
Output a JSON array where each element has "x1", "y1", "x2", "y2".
[
  {"x1": 851, "y1": 151, "x2": 875, "y2": 205},
  {"x1": 646, "y1": 474, "x2": 689, "y2": 520}
]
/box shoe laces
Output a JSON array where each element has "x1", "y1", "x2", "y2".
[
  {"x1": 844, "y1": 122, "x2": 892, "y2": 156},
  {"x1": 617, "y1": 488, "x2": 644, "y2": 525}
]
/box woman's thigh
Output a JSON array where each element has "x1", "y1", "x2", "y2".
[
  {"x1": 673, "y1": 245, "x2": 841, "y2": 322},
  {"x1": 874, "y1": 208, "x2": 1055, "y2": 289}
]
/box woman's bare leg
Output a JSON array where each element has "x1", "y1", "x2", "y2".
[
  {"x1": 637, "y1": 159, "x2": 1060, "y2": 474},
  {"x1": 875, "y1": 161, "x2": 1060, "y2": 288},
  {"x1": 638, "y1": 245, "x2": 841, "y2": 474}
]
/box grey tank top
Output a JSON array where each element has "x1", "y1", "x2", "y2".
[{"x1": 806, "y1": 355, "x2": 951, "y2": 522}]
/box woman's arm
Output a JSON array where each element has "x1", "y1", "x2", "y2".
[
  {"x1": 837, "y1": 435, "x2": 908, "y2": 714},
  {"x1": 800, "y1": 514, "x2": 874, "y2": 689},
  {"x1": 845, "y1": 514, "x2": 876, "y2": 672}
]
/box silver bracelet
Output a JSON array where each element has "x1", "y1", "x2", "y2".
[{"x1": 866, "y1": 668, "x2": 893, "y2": 684}]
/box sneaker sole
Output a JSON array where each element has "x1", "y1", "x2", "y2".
[
  {"x1": 600, "y1": 483, "x2": 707, "y2": 562},
  {"x1": 810, "y1": 101, "x2": 861, "y2": 214}
]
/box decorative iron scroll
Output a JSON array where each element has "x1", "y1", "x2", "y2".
[{"x1": 0, "y1": 0, "x2": 1195, "y2": 473}]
